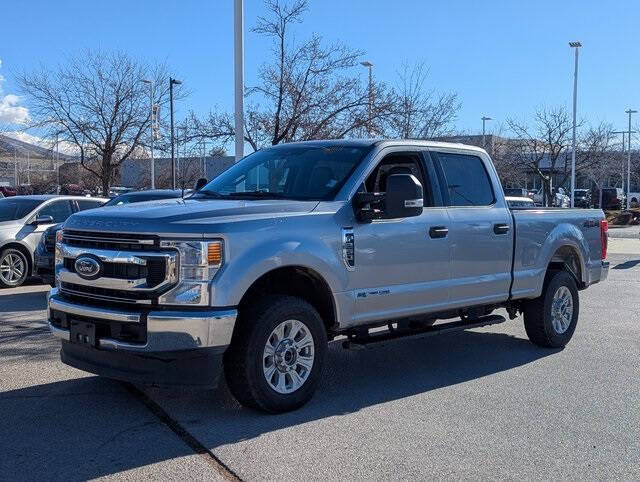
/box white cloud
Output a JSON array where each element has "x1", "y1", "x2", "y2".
[{"x1": 0, "y1": 58, "x2": 30, "y2": 125}]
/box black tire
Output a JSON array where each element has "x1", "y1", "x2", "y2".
[
  {"x1": 0, "y1": 248, "x2": 29, "y2": 288},
  {"x1": 523, "y1": 270, "x2": 579, "y2": 348},
  {"x1": 224, "y1": 295, "x2": 328, "y2": 413}
]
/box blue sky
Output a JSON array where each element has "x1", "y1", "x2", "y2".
[{"x1": 1, "y1": 0, "x2": 639, "y2": 137}]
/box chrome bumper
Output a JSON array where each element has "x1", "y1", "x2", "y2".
[{"x1": 47, "y1": 288, "x2": 237, "y2": 352}]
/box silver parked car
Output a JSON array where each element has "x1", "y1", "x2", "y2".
[{"x1": 0, "y1": 195, "x2": 106, "y2": 288}]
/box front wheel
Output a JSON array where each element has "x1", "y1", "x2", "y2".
[
  {"x1": 523, "y1": 270, "x2": 579, "y2": 348},
  {"x1": 0, "y1": 248, "x2": 28, "y2": 288},
  {"x1": 224, "y1": 295, "x2": 328, "y2": 413}
]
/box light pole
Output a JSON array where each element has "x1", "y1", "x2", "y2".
[
  {"x1": 234, "y1": 0, "x2": 244, "y2": 161},
  {"x1": 613, "y1": 130, "x2": 629, "y2": 191},
  {"x1": 361, "y1": 61, "x2": 374, "y2": 137},
  {"x1": 141, "y1": 79, "x2": 155, "y2": 189},
  {"x1": 569, "y1": 41, "x2": 581, "y2": 208},
  {"x1": 55, "y1": 132, "x2": 60, "y2": 192},
  {"x1": 625, "y1": 108, "x2": 637, "y2": 210},
  {"x1": 169, "y1": 77, "x2": 182, "y2": 189},
  {"x1": 481, "y1": 116, "x2": 492, "y2": 148}
]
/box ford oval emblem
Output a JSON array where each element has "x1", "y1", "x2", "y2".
[{"x1": 74, "y1": 256, "x2": 102, "y2": 280}]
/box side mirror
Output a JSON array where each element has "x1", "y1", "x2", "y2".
[
  {"x1": 194, "y1": 177, "x2": 208, "y2": 191},
  {"x1": 353, "y1": 174, "x2": 424, "y2": 222},
  {"x1": 32, "y1": 215, "x2": 54, "y2": 225},
  {"x1": 384, "y1": 174, "x2": 424, "y2": 219}
]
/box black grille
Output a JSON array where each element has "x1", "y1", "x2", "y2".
[
  {"x1": 63, "y1": 258, "x2": 166, "y2": 286},
  {"x1": 60, "y1": 283, "x2": 154, "y2": 303},
  {"x1": 62, "y1": 230, "x2": 158, "y2": 251}
]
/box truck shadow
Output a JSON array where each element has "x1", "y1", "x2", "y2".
[
  {"x1": 612, "y1": 259, "x2": 640, "y2": 270},
  {"x1": 147, "y1": 328, "x2": 560, "y2": 458},
  {"x1": 0, "y1": 327, "x2": 558, "y2": 480}
]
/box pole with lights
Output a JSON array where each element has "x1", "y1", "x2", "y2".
[
  {"x1": 481, "y1": 116, "x2": 492, "y2": 148},
  {"x1": 625, "y1": 109, "x2": 637, "y2": 210},
  {"x1": 569, "y1": 41, "x2": 581, "y2": 208},
  {"x1": 361, "y1": 61, "x2": 374, "y2": 137},
  {"x1": 234, "y1": 0, "x2": 244, "y2": 161},
  {"x1": 169, "y1": 77, "x2": 182, "y2": 189},
  {"x1": 141, "y1": 79, "x2": 155, "y2": 189}
]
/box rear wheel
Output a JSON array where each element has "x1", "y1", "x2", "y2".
[
  {"x1": 224, "y1": 295, "x2": 328, "y2": 413},
  {"x1": 0, "y1": 248, "x2": 28, "y2": 288},
  {"x1": 523, "y1": 270, "x2": 579, "y2": 348}
]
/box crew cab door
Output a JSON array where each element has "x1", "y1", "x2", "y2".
[
  {"x1": 348, "y1": 149, "x2": 451, "y2": 325},
  {"x1": 430, "y1": 149, "x2": 513, "y2": 308}
]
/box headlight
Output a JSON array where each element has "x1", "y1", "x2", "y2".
[{"x1": 158, "y1": 240, "x2": 224, "y2": 306}]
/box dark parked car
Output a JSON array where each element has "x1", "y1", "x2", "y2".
[
  {"x1": 33, "y1": 198, "x2": 108, "y2": 285},
  {"x1": 103, "y1": 189, "x2": 184, "y2": 206},
  {"x1": 503, "y1": 188, "x2": 530, "y2": 198},
  {"x1": 600, "y1": 188, "x2": 624, "y2": 210},
  {"x1": 573, "y1": 189, "x2": 592, "y2": 208}
]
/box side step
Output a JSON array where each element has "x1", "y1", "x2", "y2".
[{"x1": 342, "y1": 314, "x2": 507, "y2": 349}]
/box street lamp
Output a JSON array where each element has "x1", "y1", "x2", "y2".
[
  {"x1": 141, "y1": 79, "x2": 155, "y2": 189},
  {"x1": 569, "y1": 41, "x2": 582, "y2": 208},
  {"x1": 625, "y1": 108, "x2": 637, "y2": 210},
  {"x1": 169, "y1": 77, "x2": 182, "y2": 189},
  {"x1": 481, "y1": 116, "x2": 492, "y2": 148},
  {"x1": 361, "y1": 61, "x2": 374, "y2": 137},
  {"x1": 234, "y1": 0, "x2": 244, "y2": 161}
]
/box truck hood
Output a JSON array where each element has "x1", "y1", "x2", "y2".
[{"x1": 63, "y1": 198, "x2": 320, "y2": 235}]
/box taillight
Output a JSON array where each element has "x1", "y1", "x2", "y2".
[{"x1": 600, "y1": 219, "x2": 608, "y2": 260}]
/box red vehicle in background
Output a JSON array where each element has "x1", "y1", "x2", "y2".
[
  {"x1": 0, "y1": 186, "x2": 17, "y2": 197},
  {"x1": 59, "y1": 184, "x2": 85, "y2": 195}
]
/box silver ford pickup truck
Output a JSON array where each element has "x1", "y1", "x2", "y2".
[{"x1": 48, "y1": 140, "x2": 609, "y2": 413}]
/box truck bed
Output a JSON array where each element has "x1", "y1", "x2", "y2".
[{"x1": 510, "y1": 208, "x2": 605, "y2": 300}]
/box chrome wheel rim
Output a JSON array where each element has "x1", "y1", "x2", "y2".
[
  {"x1": 551, "y1": 286, "x2": 573, "y2": 334},
  {"x1": 0, "y1": 253, "x2": 25, "y2": 285},
  {"x1": 263, "y1": 319, "x2": 315, "y2": 394}
]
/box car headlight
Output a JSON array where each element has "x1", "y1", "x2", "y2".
[{"x1": 158, "y1": 240, "x2": 224, "y2": 306}]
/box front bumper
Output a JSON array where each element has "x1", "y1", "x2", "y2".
[{"x1": 47, "y1": 288, "x2": 237, "y2": 386}]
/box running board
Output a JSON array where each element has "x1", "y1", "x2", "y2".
[{"x1": 342, "y1": 314, "x2": 507, "y2": 349}]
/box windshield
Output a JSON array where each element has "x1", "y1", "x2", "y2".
[
  {"x1": 197, "y1": 144, "x2": 371, "y2": 201},
  {"x1": 0, "y1": 198, "x2": 43, "y2": 222}
]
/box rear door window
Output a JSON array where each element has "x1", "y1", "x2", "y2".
[{"x1": 434, "y1": 152, "x2": 495, "y2": 206}]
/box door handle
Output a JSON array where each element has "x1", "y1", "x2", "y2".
[
  {"x1": 493, "y1": 223, "x2": 510, "y2": 235},
  {"x1": 429, "y1": 226, "x2": 449, "y2": 238}
]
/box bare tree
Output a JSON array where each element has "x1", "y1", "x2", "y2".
[
  {"x1": 188, "y1": 0, "x2": 394, "y2": 151},
  {"x1": 17, "y1": 50, "x2": 181, "y2": 195},
  {"x1": 579, "y1": 122, "x2": 619, "y2": 207},
  {"x1": 507, "y1": 107, "x2": 574, "y2": 206},
  {"x1": 385, "y1": 62, "x2": 460, "y2": 139}
]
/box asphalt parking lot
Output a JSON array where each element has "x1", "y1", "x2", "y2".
[{"x1": 1, "y1": 244, "x2": 639, "y2": 480}]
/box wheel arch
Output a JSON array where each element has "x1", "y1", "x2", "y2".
[
  {"x1": 548, "y1": 244, "x2": 586, "y2": 289},
  {"x1": 0, "y1": 241, "x2": 34, "y2": 276},
  {"x1": 237, "y1": 265, "x2": 338, "y2": 335}
]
